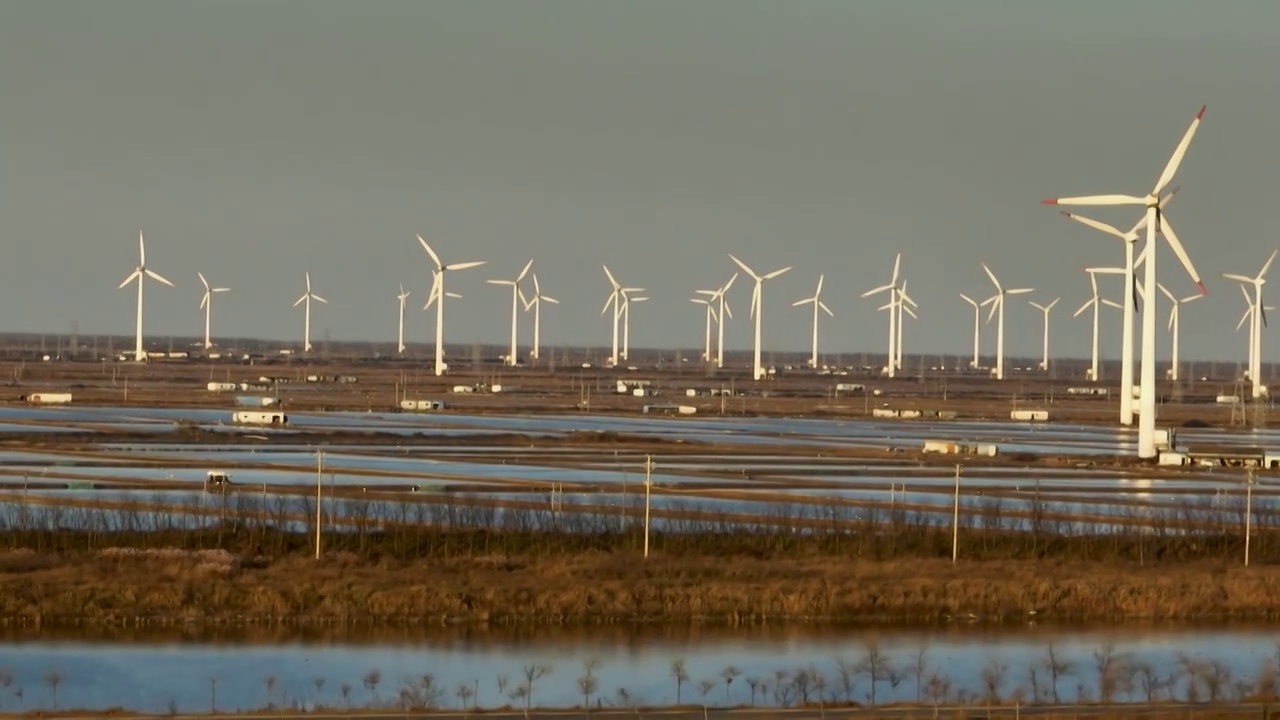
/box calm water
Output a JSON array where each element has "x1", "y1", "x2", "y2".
[{"x1": 0, "y1": 624, "x2": 1274, "y2": 712}]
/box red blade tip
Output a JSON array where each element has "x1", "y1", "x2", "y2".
[
  {"x1": 1197, "y1": 281, "x2": 1208, "y2": 296},
  {"x1": 1196, "y1": 105, "x2": 1207, "y2": 120},
  {"x1": 1041, "y1": 198, "x2": 1059, "y2": 205}
]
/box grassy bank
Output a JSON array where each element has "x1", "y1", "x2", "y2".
[{"x1": 4, "y1": 538, "x2": 1280, "y2": 627}]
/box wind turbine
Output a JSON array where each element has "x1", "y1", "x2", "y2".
[
  {"x1": 792, "y1": 274, "x2": 833, "y2": 369},
  {"x1": 729, "y1": 255, "x2": 791, "y2": 380},
  {"x1": 621, "y1": 294, "x2": 649, "y2": 362},
  {"x1": 197, "y1": 272, "x2": 229, "y2": 350},
  {"x1": 292, "y1": 272, "x2": 327, "y2": 353},
  {"x1": 895, "y1": 281, "x2": 917, "y2": 372},
  {"x1": 600, "y1": 266, "x2": 644, "y2": 367},
  {"x1": 960, "y1": 294, "x2": 981, "y2": 369},
  {"x1": 1057, "y1": 188, "x2": 1179, "y2": 423},
  {"x1": 704, "y1": 274, "x2": 738, "y2": 369},
  {"x1": 487, "y1": 259, "x2": 534, "y2": 367},
  {"x1": 691, "y1": 294, "x2": 719, "y2": 363},
  {"x1": 1234, "y1": 285, "x2": 1275, "y2": 385},
  {"x1": 1223, "y1": 249, "x2": 1278, "y2": 397},
  {"x1": 861, "y1": 253, "x2": 903, "y2": 378},
  {"x1": 417, "y1": 235, "x2": 485, "y2": 376},
  {"x1": 1028, "y1": 298, "x2": 1060, "y2": 372},
  {"x1": 395, "y1": 284, "x2": 411, "y2": 355},
  {"x1": 978, "y1": 264, "x2": 1033, "y2": 381},
  {"x1": 1043, "y1": 104, "x2": 1208, "y2": 459},
  {"x1": 1073, "y1": 269, "x2": 1124, "y2": 382},
  {"x1": 521, "y1": 273, "x2": 558, "y2": 361},
  {"x1": 1157, "y1": 282, "x2": 1202, "y2": 383},
  {"x1": 118, "y1": 231, "x2": 174, "y2": 362}
]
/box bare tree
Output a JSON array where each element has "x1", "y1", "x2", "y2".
[
  {"x1": 264, "y1": 674, "x2": 277, "y2": 709},
  {"x1": 1204, "y1": 659, "x2": 1233, "y2": 702},
  {"x1": 721, "y1": 665, "x2": 741, "y2": 705},
  {"x1": 43, "y1": 671, "x2": 62, "y2": 711},
  {"x1": 1093, "y1": 643, "x2": 1134, "y2": 703},
  {"x1": 745, "y1": 676, "x2": 761, "y2": 706},
  {"x1": 1255, "y1": 654, "x2": 1280, "y2": 701},
  {"x1": 980, "y1": 659, "x2": 1008, "y2": 705},
  {"x1": 697, "y1": 678, "x2": 715, "y2": 705},
  {"x1": 208, "y1": 676, "x2": 217, "y2": 713},
  {"x1": 339, "y1": 683, "x2": 352, "y2": 709},
  {"x1": 312, "y1": 676, "x2": 325, "y2": 706},
  {"x1": 362, "y1": 669, "x2": 382, "y2": 705},
  {"x1": 912, "y1": 648, "x2": 930, "y2": 704},
  {"x1": 858, "y1": 639, "x2": 895, "y2": 706},
  {"x1": 1041, "y1": 644, "x2": 1072, "y2": 704},
  {"x1": 578, "y1": 659, "x2": 601, "y2": 708},
  {"x1": 834, "y1": 656, "x2": 857, "y2": 703},
  {"x1": 670, "y1": 659, "x2": 689, "y2": 704},
  {"x1": 521, "y1": 663, "x2": 552, "y2": 710},
  {"x1": 924, "y1": 671, "x2": 951, "y2": 706},
  {"x1": 398, "y1": 674, "x2": 444, "y2": 710},
  {"x1": 455, "y1": 683, "x2": 474, "y2": 710}
]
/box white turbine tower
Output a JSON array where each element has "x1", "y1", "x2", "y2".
[
  {"x1": 960, "y1": 294, "x2": 981, "y2": 369},
  {"x1": 1028, "y1": 298, "x2": 1060, "y2": 372},
  {"x1": 1157, "y1": 282, "x2": 1202, "y2": 383},
  {"x1": 1223, "y1": 249, "x2": 1278, "y2": 397},
  {"x1": 118, "y1": 231, "x2": 174, "y2": 362},
  {"x1": 728, "y1": 255, "x2": 791, "y2": 381},
  {"x1": 1057, "y1": 188, "x2": 1178, "y2": 423},
  {"x1": 1073, "y1": 269, "x2": 1124, "y2": 382},
  {"x1": 978, "y1": 264, "x2": 1033, "y2": 381},
  {"x1": 417, "y1": 235, "x2": 485, "y2": 376},
  {"x1": 395, "y1": 284, "x2": 411, "y2": 355},
  {"x1": 197, "y1": 272, "x2": 229, "y2": 350},
  {"x1": 521, "y1": 273, "x2": 558, "y2": 361},
  {"x1": 861, "y1": 253, "x2": 903, "y2": 378},
  {"x1": 292, "y1": 272, "x2": 328, "y2": 353},
  {"x1": 792, "y1": 274, "x2": 833, "y2": 369},
  {"x1": 895, "y1": 281, "x2": 917, "y2": 371},
  {"x1": 487, "y1": 259, "x2": 534, "y2": 367},
  {"x1": 691, "y1": 294, "x2": 719, "y2": 363},
  {"x1": 1234, "y1": 285, "x2": 1275, "y2": 383},
  {"x1": 1043, "y1": 105, "x2": 1208, "y2": 459}
]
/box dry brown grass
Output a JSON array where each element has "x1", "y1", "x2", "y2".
[{"x1": 5, "y1": 548, "x2": 1280, "y2": 628}]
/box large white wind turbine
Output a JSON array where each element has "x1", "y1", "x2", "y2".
[
  {"x1": 521, "y1": 273, "x2": 558, "y2": 361},
  {"x1": 1234, "y1": 284, "x2": 1275, "y2": 384},
  {"x1": 487, "y1": 259, "x2": 534, "y2": 367},
  {"x1": 978, "y1": 264, "x2": 1033, "y2": 381},
  {"x1": 118, "y1": 231, "x2": 174, "y2": 362},
  {"x1": 1028, "y1": 298, "x2": 1060, "y2": 372},
  {"x1": 960, "y1": 294, "x2": 981, "y2": 369},
  {"x1": 1044, "y1": 105, "x2": 1208, "y2": 459},
  {"x1": 1223, "y1": 249, "x2": 1278, "y2": 397},
  {"x1": 1073, "y1": 269, "x2": 1124, "y2": 382},
  {"x1": 729, "y1": 255, "x2": 791, "y2": 380},
  {"x1": 600, "y1": 266, "x2": 644, "y2": 367},
  {"x1": 197, "y1": 272, "x2": 229, "y2": 350},
  {"x1": 417, "y1": 235, "x2": 485, "y2": 376},
  {"x1": 1057, "y1": 188, "x2": 1179, "y2": 423},
  {"x1": 395, "y1": 285, "x2": 411, "y2": 355},
  {"x1": 691, "y1": 294, "x2": 718, "y2": 363},
  {"x1": 792, "y1": 274, "x2": 833, "y2": 369},
  {"x1": 292, "y1": 272, "x2": 328, "y2": 353},
  {"x1": 1157, "y1": 282, "x2": 1202, "y2": 383},
  {"x1": 861, "y1": 253, "x2": 903, "y2": 378}
]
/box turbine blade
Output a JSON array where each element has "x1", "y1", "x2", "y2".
[
  {"x1": 1237, "y1": 307, "x2": 1252, "y2": 332},
  {"x1": 791, "y1": 298, "x2": 811, "y2": 307},
  {"x1": 601, "y1": 292, "x2": 616, "y2": 316},
  {"x1": 119, "y1": 270, "x2": 140, "y2": 289},
  {"x1": 1180, "y1": 294, "x2": 1201, "y2": 304},
  {"x1": 293, "y1": 294, "x2": 307, "y2": 307},
  {"x1": 902, "y1": 304, "x2": 917, "y2": 320},
  {"x1": 763, "y1": 266, "x2": 791, "y2": 281},
  {"x1": 1157, "y1": 215, "x2": 1206, "y2": 294},
  {"x1": 722, "y1": 273, "x2": 738, "y2": 293},
  {"x1": 1059, "y1": 211, "x2": 1130, "y2": 240},
  {"x1": 1085, "y1": 267, "x2": 1127, "y2": 275},
  {"x1": 448, "y1": 261, "x2": 486, "y2": 271},
  {"x1": 311, "y1": 294, "x2": 327, "y2": 304},
  {"x1": 1157, "y1": 283, "x2": 1175, "y2": 303},
  {"x1": 819, "y1": 301, "x2": 833, "y2": 317},
  {"x1": 213, "y1": 288, "x2": 229, "y2": 293},
  {"x1": 722, "y1": 302, "x2": 732, "y2": 320},
  {"x1": 1151, "y1": 105, "x2": 1206, "y2": 196},
  {"x1": 516, "y1": 258, "x2": 533, "y2": 282},
  {"x1": 861, "y1": 284, "x2": 894, "y2": 298},
  {"x1": 146, "y1": 269, "x2": 174, "y2": 287},
  {"x1": 815, "y1": 274, "x2": 825, "y2": 297},
  {"x1": 445, "y1": 292, "x2": 462, "y2": 299},
  {"x1": 1168, "y1": 306, "x2": 1176, "y2": 332},
  {"x1": 1262, "y1": 249, "x2": 1280, "y2": 280},
  {"x1": 532, "y1": 273, "x2": 541, "y2": 295},
  {"x1": 986, "y1": 299, "x2": 999, "y2": 324},
  {"x1": 138, "y1": 231, "x2": 146, "y2": 266},
  {"x1": 198, "y1": 271, "x2": 209, "y2": 290},
  {"x1": 1100, "y1": 299, "x2": 1124, "y2": 310},
  {"x1": 890, "y1": 253, "x2": 901, "y2": 285},
  {"x1": 1007, "y1": 288, "x2": 1034, "y2": 295},
  {"x1": 518, "y1": 288, "x2": 529, "y2": 308},
  {"x1": 982, "y1": 264, "x2": 1001, "y2": 291},
  {"x1": 543, "y1": 297, "x2": 559, "y2": 304},
  {"x1": 1042, "y1": 194, "x2": 1147, "y2": 206},
  {"x1": 1089, "y1": 270, "x2": 1099, "y2": 298},
  {"x1": 1030, "y1": 302, "x2": 1046, "y2": 311},
  {"x1": 417, "y1": 235, "x2": 443, "y2": 269},
  {"x1": 305, "y1": 272, "x2": 311, "y2": 292},
  {"x1": 200, "y1": 293, "x2": 209, "y2": 310},
  {"x1": 603, "y1": 265, "x2": 619, "y2": 288},
  {"x1": 487, "y1": 280, "x2": 514, "y2": 286},
  {"x1": 959, "y1": 293, "x2": 976, "y2": 308},
  {"x1": 1072, "y1": 299, "x2": 1093, "y2": 318},
  {"x1": 728, "y1": 254, "x2": 758, "y2": 280}
]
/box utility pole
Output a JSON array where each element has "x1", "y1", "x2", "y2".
[
  {"x1": 644, "y1": 455, "x2": 655, "y2": 559},
  {"x1": 952, "y1": 464, "x2": 961, "y2": 564},
  {"x1": 315, "y1": 450, "x2": 324, "y2": 560},
  {"x1": 1245, "y1": 466, "x2": 1255, "y2": 567}
]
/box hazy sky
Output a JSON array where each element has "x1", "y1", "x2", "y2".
[{"x1": 2, "y1": 1, "x2": 1278, "y2": 361}]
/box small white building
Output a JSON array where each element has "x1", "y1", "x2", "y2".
[
  {"x1": 207, "y1": 382, "x2": 237, "y2": 392},
  {"x1": 232, "y1": 411, "x2": 288, "y2": 426},
  {"x1": 24, "y1": 392, "x2": 72, "y2": 405}
]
